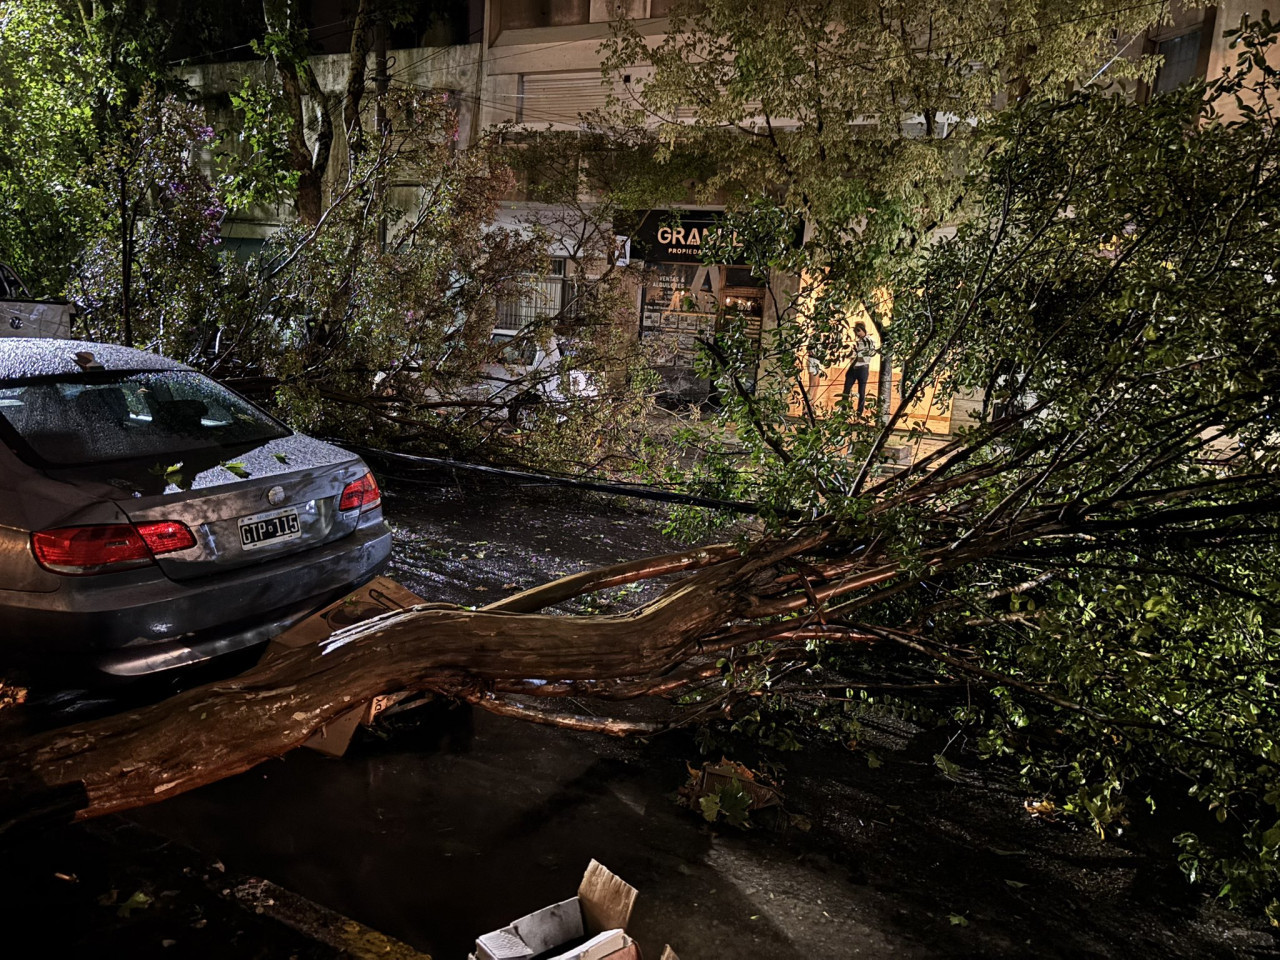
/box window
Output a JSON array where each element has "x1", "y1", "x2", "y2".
[
  {"x1": 1153, "y1": 29, "x2": 1203, "y2": 95},
  {"x1": 496, "y1": 260, "x2": 569, "y2": 331},
  {"x1": 494, "y1": 260, "x2": 574, "y2": 363},
  {"x1": 499, "y1": 0, "x2": 589, "y2": 30},
  {"x1": 518, "y1": 72, "x2": 614, "y2": 127},
  {"x1": 0, "y1": 370, "x2": 288, "y2": 467}
]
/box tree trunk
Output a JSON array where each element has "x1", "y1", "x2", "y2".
[
  {"x1": 119, "y1": 172, "x2": 133, "y2": 347},
  {"x1": 1, "y1": 547, "x2": 760, "y2": 823},
  {"x1": 343, "y1": 0, "x2": 375, "y2": 156},
  {"x1": 266, "y1": 0, "x2": 334, "y2": 225}
]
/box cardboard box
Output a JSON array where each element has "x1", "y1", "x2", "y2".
[{"x1": 472, "y1": 861, "x2": 641, "y2": 960}]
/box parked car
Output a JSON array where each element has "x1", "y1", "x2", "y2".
[
  {"x1": 479, "y1": 333, "x2": 598, "y2": 426},
  {"x1": 0, "y1": 339, "x2": 392, "y2": 677}
]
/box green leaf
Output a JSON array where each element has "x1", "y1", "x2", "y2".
[
  {"x1": 717, "y1": 781, "x2": 754, "y2": 828},
  {"x1": 934, "y1": 753, "x2": 961, "y2": 779},
  {"x1": 116, "y1": 890, "x2": 152, "y2": 918},
  {"x1": 698, "y1": 793, "x2": 722, "y2": 822},
  {"x1": 1261, "y1": 822, "x2": 1280, "y2": 852}
]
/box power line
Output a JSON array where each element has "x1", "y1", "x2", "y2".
[
  {"x1": 387, "y1": 34, "x2": 600, "y2": 85},
  {"x1": 646, "y1": 0, "x2": 1169, "y2": 78},
  {"x1": 385, "y1": 44, "x2": 457, "y2": 79},
  {"x1": 346, "y1": 444, "x2": 760, "y2": 514},
  {"x1": 620, "y1": 0, "x2": 1171, "y2": 125},
  {"x1": 392, "y1": 77, "x2": 593, "y2": 128},
  {"x1": 194, "y1": 3, "x2": 1177, "y2": 177}
]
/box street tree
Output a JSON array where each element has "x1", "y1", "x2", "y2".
[
  {"x1": 70, "y1": 90, "x2": 225, "y2": 348},
  {"x1": 3, "y1": 0, "x2": 255, "y2": 343},
  {"x1": 200, "y1": 87, "x2": 549, "y2": 452},
  {"x1": 179, "y1": 1, "x2": 663, "y2": 468},
  {"x1": 7, "y1": 19, "x2": 1280, "y2": 918},
  {"x1": 0, "y1": 2, "x2": 652, "y2": 467},
  {"x1": 0, "y1": 0, "x2": 243, "y2": 294},
  {"x1": 257, "y1": 0, "x2": 414, "y2": 223},
  {"x1": 603, "y1": 0, "x2": 1167, "y2": 405},
  {"x1": 0, "y1": 0, "x2": 96, "y2": 294}
]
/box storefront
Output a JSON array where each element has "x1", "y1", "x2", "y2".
[
  {"x1": 622, "y1": 210, "x2": 955, "y2": 433},
  {"x1": 625, "y1": 211, "x2": 767, "y2": 400},
  {"x1": 797, "y1": 292, "x2": 956, "y2": 435}
]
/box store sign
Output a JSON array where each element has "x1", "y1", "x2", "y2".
[{"x1": 626, "y1": 211, "x2": 747, "y2": 265}]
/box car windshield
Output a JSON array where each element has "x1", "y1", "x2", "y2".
[{"x1": 0, "y1": 369, "x2": 289, "y2": 467}]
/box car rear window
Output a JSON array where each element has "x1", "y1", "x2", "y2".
[{"x1": 0, "y1": 369, "x2": 290, "y2": 467}]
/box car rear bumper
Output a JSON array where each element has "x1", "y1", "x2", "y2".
[{"x1": 0, "y1": 522, "x2": 393, "y2": 676}]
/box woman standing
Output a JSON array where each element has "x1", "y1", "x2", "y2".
[{"x1": 840, "y1": 321, "x2": 877, "y2": 416}]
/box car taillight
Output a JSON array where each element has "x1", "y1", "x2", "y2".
[
  {"x1": 33, "y1": 525, "x2": 151, "y2": 574},
  {"x1": 135, "y1": 520, "x2": 198, "y2": 555},
  {"x1": 339, "y1": 471, "x2": 382, "y2": 513},
  {"x1": 32, "y1": 521, "x2": 196, "y2": 575}
]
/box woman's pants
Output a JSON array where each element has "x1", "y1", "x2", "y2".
[{"x1": 841, "y1": 362, "x2": 870, "y2": 415}]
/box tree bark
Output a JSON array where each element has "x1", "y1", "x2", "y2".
[
  {"x1": 1, "y1": 548, "x2": 767, "y2": 822},
  {"x1": 344, "y1": 0, "x2": 375, "y2": 156},
  {"x1": 265, "y1": 0, "x2": 334, "y2": 225}
]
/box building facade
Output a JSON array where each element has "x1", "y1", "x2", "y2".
[{"x1": 185, "y1": 1, "x2": 1275, "y2": 435}]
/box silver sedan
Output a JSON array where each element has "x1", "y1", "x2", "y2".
[{"x1": 0, "y1": 339, "x2": 392, "y2": 677}]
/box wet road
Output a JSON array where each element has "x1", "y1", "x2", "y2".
[
  {"x1": 378, "y1": 473, "x2": 679, "y2": 609},
  {"x1": 125, "y1": 476, "x2": 862, "y2": 959},
  {"x1": 113, "y1": 477, "x2": 1280, "y2": 959}
]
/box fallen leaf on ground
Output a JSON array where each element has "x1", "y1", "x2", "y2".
[
  {"x1": 1024, "y1": 798, "x2": 1058, "y2": 821},
  {"x1": 116, "y1": 890, "x2": 153, "y2": 918}
]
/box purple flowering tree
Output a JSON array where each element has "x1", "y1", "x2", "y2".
[{"x1": 70, "y1": 90, "x2": 227, "y2": 349}]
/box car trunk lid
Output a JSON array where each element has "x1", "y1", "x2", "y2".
[{"x1": 43, "y1": 435, "x2": 370, "y2": 581}]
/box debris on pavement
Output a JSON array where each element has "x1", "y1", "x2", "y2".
[
  {"x1": 234, "y1": 876, "x2": 429, "y2": 960},
  {"x1": 0, "y1": 680, "x2": 28, "y2": 712},
  {"x1": 678, "y1": 758, "x2": 785, "y2": 828},
  {"x1": 472, "y1": 860, "x2": 644, "y2": 960},
  {"x1": 1023, "y1": 798, "x2": 1059, "y2": 822}
]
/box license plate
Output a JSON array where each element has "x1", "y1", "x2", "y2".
[{"x1": 238, "y1": 506, "x2": 301, "y2": 550}]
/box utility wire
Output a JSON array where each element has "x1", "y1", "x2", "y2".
[
  {"x1": 392, "y1": 78, "x2": 595, "y2": 127},
  {"x1": 343, "y1": 444, "x2": 761, "y2": 514},
  {"x1": 392, "y1": 1, "x2": 1170, "y2": 130}
]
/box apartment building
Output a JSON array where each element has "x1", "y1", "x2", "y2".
[
  {"x1": 185, "y1": 1, "x2": 1273, "y2": 427},
  {"x1": 475, "y1": 0, "x2": 775, "y2": 401},
  {"x1": 184, "y1": 0, "x2": 775, "y2": 403}
]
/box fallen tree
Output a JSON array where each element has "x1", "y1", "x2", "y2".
[
  {"x1": 7, "y1": 434, "x2": 1258, "y2": 821},
  {"x1": 4, "y1": 12, "x2": 1280, "y2": 922}
]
